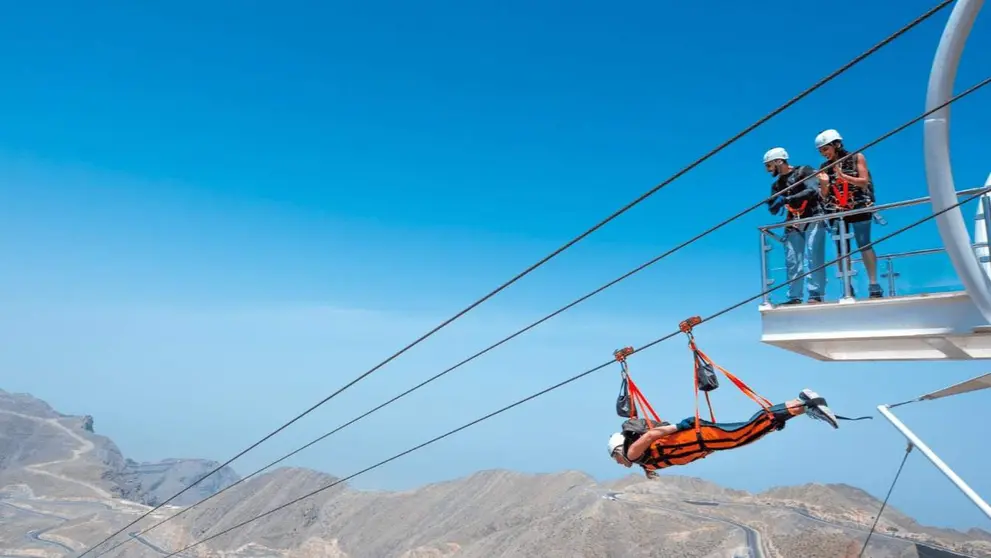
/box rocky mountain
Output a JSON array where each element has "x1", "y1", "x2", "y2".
[
  {"x1": 118, "y1": 457, "x2": 242, "y2": 506},
  {"x1": 2, "y1": 387, "x2": 990, "y2": 558},
  {"x1": 0, "y1": 388, "x2": 240, "y2": 508}
]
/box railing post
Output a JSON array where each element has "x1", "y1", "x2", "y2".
[
  {"x1": 759, "y1": 228, "x2": 771, "y2": 305},
  {"x1": 836, "y1": 216, "x2": 854, "y2": 300},
  {"x1": 885, "y1": 257, "x2": 898, "y2": 297}
]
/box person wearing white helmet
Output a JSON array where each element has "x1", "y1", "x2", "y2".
[
  {"x1": 607, "y1": 388, "x2": 844, "y2": 478},
  {"x1": 607, "y1": 432, "x2": 658, "y2": 478},
  {"x1": 762, "y1": 147, "x2": 827, "y2": 304},
  {"x1": 814, "y1": 129, "x2": 883, "y2": 299}
]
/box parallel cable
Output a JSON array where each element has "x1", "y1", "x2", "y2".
[
  {"x1": 75, "y1": 3, "x2": 957, "y2": 554},
  {"x1": 858, "y1": 443, "x2": 914, "y2": 558},
  {"x1": 156, "y1": 76, "x2": 991, "y2": 558},
  {"x1": 86, "y1": 30, "x2": 980, "y2": 558},
  {"x1": 93, "y1": 194, "x2": 794, "y2": 558}
]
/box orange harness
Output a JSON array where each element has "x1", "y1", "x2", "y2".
[{"x1": 613, "y1": 317, "x2": 777, "y2": 472}]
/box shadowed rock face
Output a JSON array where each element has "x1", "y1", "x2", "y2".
[
  {"x1": 2, "y1": 387, "x2": 990, "y2": 558},
  {"x1": 118, "y1": 457, "x2": 242, "y2": 506},
  {"x1": 0, "y1": 388, "x2": 241, "y2": 506}
]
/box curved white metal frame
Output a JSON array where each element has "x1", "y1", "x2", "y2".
[{"x1": 924, "y1": 0, "x2": 990, "y2": 321}]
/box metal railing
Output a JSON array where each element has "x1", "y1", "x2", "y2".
[{"x1": 758, "y1": 185, "x2": 991, "y2": 305}]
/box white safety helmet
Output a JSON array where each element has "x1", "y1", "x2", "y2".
[
  {"x1": 762, "y1": 147, "x2": 789, "y2": 164},
  {"x1": 815, "y1": 129, "x2": 843, "y2": 149},
  {"x1": 608, "y1": 432, "x2": 625, "y2": 456}
]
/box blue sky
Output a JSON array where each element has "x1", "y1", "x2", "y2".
[{"x1": 1, "y1": 0, "x2": 990, "y2": 534}]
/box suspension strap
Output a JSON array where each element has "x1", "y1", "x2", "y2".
[
  {"x1": 691, "y1": 349, "x2": 717, "y2": 423},
  {"x1": 697, "y1": 346, "x2": 773, "y2": 410},
  {"x1": 614, "y1": 346, "x2": 661, "y2": 423},
  {"x1": 679, "y1": 316, "x2": 774, "y2": 434}
]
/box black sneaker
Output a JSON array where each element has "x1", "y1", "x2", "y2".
[
  {"x1": 869, "y1": 283, "x2": 884, "y2": 299},
  {"x1": 799, "y1": 388, "x2": 839, "y2": 429}
]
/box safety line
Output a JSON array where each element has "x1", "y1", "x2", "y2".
[
  {"x1": 76, "y1": 3, "x2": 957, "y2": 555},
  {"x1": 153, "y1": 75, "x2": 991, "y2": 558},
  {"x1": 97, "y1": 80, "x2": 984, "y2": 558},
  {"x1": 81, "y1": 13, "x2": 972, "y2": 556},
  {"x1": 161, "y1": 177, "x2": 991, "y2": 558},
  {"x1": 859, "y1": 443, "x2": 914, "y2": 557}
]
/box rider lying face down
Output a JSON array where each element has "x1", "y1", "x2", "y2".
[{"x1": 608, "y1": 388, "x2": 839, "y2": 475}]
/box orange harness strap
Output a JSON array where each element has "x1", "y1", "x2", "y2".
[
  {"x1": 612, "y1": 317, "x2": 775, "y2": 438},
  {"x1": 614, "y1": 347, "x2": 661, "y2": 424},
  {"x1": 679, "y1": 316, "x2": 773, "y2": 434},
  {"x1": 832, "y1": 176, "x2": 851, "y2": 209},
  {"x1": 785, "y1": 200, "x2": 808, "y2": 220}
]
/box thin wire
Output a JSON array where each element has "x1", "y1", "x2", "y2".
[
  {"x1": 888, "y1": 397, "x2": 924, "y2": 409},
  {"x1": 163, "y1": 183, "x2": 989, "y2": 558},
  {"x1": 98, "y1": 86, "x2": 983, "y2": 558},
  {"x1": 858, "y1": 443, "x2": 914, "y2": 558},
  {"x1": 75, "y1": 2, "x2": 956, "y2": 554},
  {"x1": 159, "y1": 81, "x2": 991, "y2": 557},
  {"x1": 86, "y1": 39, "x2": 983, "y2": 558}
]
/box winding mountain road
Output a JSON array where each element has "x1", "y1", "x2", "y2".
[
  {"x1": 1, "y1": 500, "x2": 77, "y2": 554},
  {"x1": 0, "y1": 409, "x2": 173, "y2": 556},
  {"x1": 606, "y1": 491, "x2": 979, "y2": 558},
  {"x1": 706, "y1": 499, "x2": 977, "y2": 558},
  {"x1": 1, "y1": 499, "x2": 172, "y2": 556},
  {"x1": 608, "y1": 492, "x2": 763, "y2": 558},
  {"x1": 777, "y1": 504, "x2": 975, "y2": 557},
  {"x1": 0, "y1": 409, "x2": 112, "y2": 499}
]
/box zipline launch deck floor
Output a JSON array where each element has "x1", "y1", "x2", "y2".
[{"x1": 759, "y1": 291, "x2": 991, "y2": 361}]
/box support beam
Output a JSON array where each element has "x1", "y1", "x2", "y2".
[{"x1": 876, "y1": 404, "x2": 991, "y2": 520}]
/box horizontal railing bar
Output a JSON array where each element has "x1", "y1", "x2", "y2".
[
  {"x1": 878, "y1": 247, "x2": 947, "y2": 259},
  {"x1": 766, "y1": 244, "x2": 983, "y2": 273},
  {"x1": 758, "y1": 185, "x2": 991, "y2": 231}
]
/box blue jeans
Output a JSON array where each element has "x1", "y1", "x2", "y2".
[
  {"x1": 674, "y1": 402, "x2": 795, "y2": 432},
  {"x1": 784, "y1": 222, "x2": 826, "y2": 300}
]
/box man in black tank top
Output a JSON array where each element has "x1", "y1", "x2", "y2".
[
  {"x1": 763, "y1": 147, "x2": 827, "y2": 304},
  {"x1": 815, "y1": 129, "x2": 884, "y2": 299}
]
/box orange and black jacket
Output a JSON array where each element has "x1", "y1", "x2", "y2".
[
  {"x1": 621, "y1": 424, "x2": 711, "y2": 473},
  {"x1": 768, "y1": 164, "x2": 824, "y2": 227}
]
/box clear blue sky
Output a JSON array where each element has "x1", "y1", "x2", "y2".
[{"x1": 1, "y1": 0, "x2": 990, "y2": 534}]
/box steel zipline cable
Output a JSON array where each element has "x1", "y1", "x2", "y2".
[
  {"x1": 74, "y1": 3, "x2": 960, "y2": 555},
  {"x1": 160, "y1": 138, "x2": 991, "y2": 558},
  {"x1": 149, "y1": 74, "x2": 991, "y2": 558},
  {"x1": 86, "y1": 67, "x2": 989, "y2": 558}
]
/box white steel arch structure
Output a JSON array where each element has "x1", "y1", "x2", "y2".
[{"x1": 925, "y1": 0, "x2": 991, "y2": 321}]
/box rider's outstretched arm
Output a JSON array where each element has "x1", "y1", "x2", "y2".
[{"x1": 626, "y1": 423, "x2": 679, "y2": 461}]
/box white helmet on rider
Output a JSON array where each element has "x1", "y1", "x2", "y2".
[
  {"x1": 607, "y1": 432, "x2": 625, "y2": 457},
  {"x1": 815, "y1": 129, "x2": 843, "y2": 149},
  {"x1": 763, "y1": 147, "x2": 789, "y2": 164}
]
